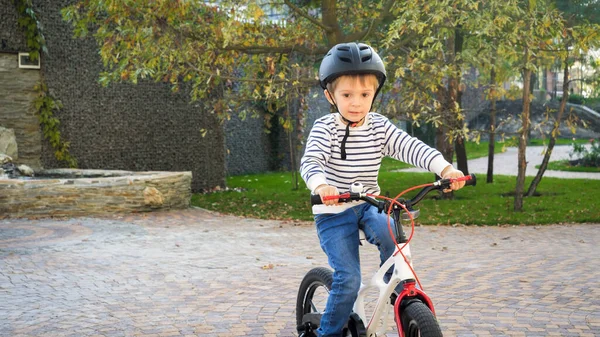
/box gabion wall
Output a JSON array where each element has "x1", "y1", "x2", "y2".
[
  {"x1": 223, "y1": 113, "x2": 272, "y2": 176},
  {"x1": 1, "y1": 0, "x2": 225, "y2": 192},
  {"x1": 0, "y1": 0, "x2": 27, "y2": 52}
]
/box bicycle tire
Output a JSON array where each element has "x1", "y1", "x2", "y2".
[
  {"x1": 400, "y1": 301, "x2": 443, "y2": 337},
  {"x1": 296, "y1": 267, "x2": 333, "y2": 334}
]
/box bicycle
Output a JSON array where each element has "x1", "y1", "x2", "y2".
[{"x1": 296, "y1": 174, "x2": 476, "y2": 337}]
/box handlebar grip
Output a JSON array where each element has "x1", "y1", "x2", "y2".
[
  {"x1": 465, "y1": 174, "x2": 476, "y2": 187},
  {"x1": 310, "y1": 194, "x2": 323, "y2": 205}
]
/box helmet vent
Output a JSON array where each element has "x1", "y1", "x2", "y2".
[{"x1": 318, "y1": 42, "x2": 386, "y2": 90}]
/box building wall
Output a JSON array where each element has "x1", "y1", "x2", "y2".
[{"x1": 0, "y1": 0, "x2": 226, "y2": 192}]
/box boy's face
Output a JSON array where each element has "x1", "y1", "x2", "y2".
[{"x1": 324, "y1": 75, "x2": 378, "y2": 124}]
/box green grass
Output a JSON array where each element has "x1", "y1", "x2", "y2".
[
  {"x1": 192, "y1": 170, "x2": 600, "y2": 225},
  {"x1": 542, "y1": 160, "x2": 600, "y2": 172},
  {"x1": 192, "y1": 139, "x2": 600, "y2": 225}
]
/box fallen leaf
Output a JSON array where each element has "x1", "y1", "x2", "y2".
[{"x1": 262, "y1": 264, "x2": 274, "y2": 270}]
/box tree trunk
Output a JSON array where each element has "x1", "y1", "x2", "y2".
[
  {"x1": 487, "y1": 62, "x2": 497, "y2": 183},
  {"x1": 454, "y1": 75, "x2": 469, "y2": 174},
  {"x1": 453, "y1": 25, "x2": 469, "y2": 175},
  {"x1": 434, "y1": 84, "x2": 454, "y2": 170},
  {"x1": 436, "y1": 123, "x2": 454, "y2": 166},
  {"x1": 455, "y1": 136, "x2": 468, "y2": 174},
  {"x1": 514, "y1": 49, "x2": 532, "y2": 212},
  {"x1": 526, "y1": 54, "x2": 570, "y2": 196},
  {"x1": 436, "y1": 121, "x2": 454, "y2": 199}
]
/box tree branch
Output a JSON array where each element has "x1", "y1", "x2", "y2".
[
  {"x1": 222, "y1": 44, "x2": 328, "y2": 55},
  {"x1": 163, "y1": 14, "x2": 328, "y2": 56},
  {"x1": 283, "y1": 0, "x2": 330, "y2": 32},
  {"x1": 321, "y1": 0, "x2": 342, "y2": 44},
  {"x1": 567, "y1": 77, "x2": 599, "y2": 85},
  {"x1": 345, "y1": 0, "x2": 396, "y2": 42},
  {"x1": 185, "y1": 62, "x2": 319, "y2": 86}
]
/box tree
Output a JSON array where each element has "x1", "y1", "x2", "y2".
[
  {"x1": 63, "y1": 1, "x2": 502, "y2": 181},
  {"x1": 513, "y1": 0, "x2": 564, "y2": 211},
  {"x1": 384, "y1": 1, "x2": 478, "y2": 174},
  {"x1": 465, "y1": 0, "x2": 523, "y2": 184},
  {"x1": 383, "y1": 0, "x2": 522, "y2": 182},
  {"x1": 61, "y1": 0, "x2": 403, "y2": 187},
  {"x1": 526, "y1": 1, "x2": 600, "y2": 196}
]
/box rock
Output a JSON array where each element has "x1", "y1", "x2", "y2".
[
  {"x1": 0, "y1": 153, "x2": 13, "y2": 165},
  {"x1": 17, "y1": 164, "x2": 34, "y2": 177},
  {"x1": 143, "y1": 187, "x2": 164, "y2": 207},
  {"x1": 0, "y1": 127, "x2": 18, "y2": 160},
  {"x1": 1, "y1": 162, "x2": 17, "y2": 178}
]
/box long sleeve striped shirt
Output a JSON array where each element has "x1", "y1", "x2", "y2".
[{"x1": 300, "y1": 112, "x2": 451, "y2": 214}]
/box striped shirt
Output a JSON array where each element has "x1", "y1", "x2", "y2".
[{"x1": 300, "y1": 112, "x2": 451, "y2": 214}]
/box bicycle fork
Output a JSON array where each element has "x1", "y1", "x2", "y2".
[{"x1": 393, "y1": 281, "x2": 437, "y2": 337}]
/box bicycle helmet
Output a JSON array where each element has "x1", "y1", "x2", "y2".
[
  {"x1": 319, "y1": 43, "x2": 387, "y2": 161},
  {"x1": 319, "y1": 42, "x2": 387, "y2": 97}
]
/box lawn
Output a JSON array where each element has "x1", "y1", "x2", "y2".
[
  {"x1": 192, "y1": 139, "x2": 600, "y2": 225},
  {"x1": 543, "y1": 160, "x2": 600, "y2": 172},
  {"x1": 192, "y1": 171, "x2": 600, "y2": 226}
]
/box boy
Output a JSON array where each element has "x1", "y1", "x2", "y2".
[{"x1": 300, "y1": 42, "x2": 465, "y2": 337}]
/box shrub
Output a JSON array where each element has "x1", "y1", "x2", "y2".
[
  {"x1": 569, "y1": 138, "x2": 600, "y2": 167},
  {"x1": 568, "y1": 94, "x2": 585, "y2": 104},
  {"x1": 556, "y1": 94, "x2": 586, "y2": 105},
  {"x1": 584, "y1": 97, "x2": 600, "y2": 111}
]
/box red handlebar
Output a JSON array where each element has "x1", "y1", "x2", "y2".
[
  {"x1": 314, "y1": 174, "x2": 476, "y2": 204},
  {"x1": 435, "y1": 174, "x2": 476, "y2": 187}
]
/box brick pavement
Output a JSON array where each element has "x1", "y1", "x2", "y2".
[{"x1": 1, "y1": 208, "x2": 599, "y2": 337}]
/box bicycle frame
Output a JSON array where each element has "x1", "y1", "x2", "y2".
[{"x1": 354, "y1": 231, "x2": 435, "y2": 336}]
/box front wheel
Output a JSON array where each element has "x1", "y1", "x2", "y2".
[
  {"x1": 400, "y1": 301, "x2": 443, "y2": 337},
  {"x1": 296, "y1": 267, "x2": 333, "y2": 335}
]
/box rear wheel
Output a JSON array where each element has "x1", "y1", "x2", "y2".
[
  {"x1": 400, "y1": 301, "x2": 443, "y2": 337},
  {"x1": 296, "y1": 267, "x2": 333, "y2": 336}
]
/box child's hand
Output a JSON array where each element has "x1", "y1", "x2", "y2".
[
  {"x1": 441, "y1": 166, "x2": 465, "y2": 193},
  {"x1": 315, "y1": 184, "x2": 340, "y2": 206}
]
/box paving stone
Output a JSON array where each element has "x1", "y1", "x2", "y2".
[{"x1": 1, "y1": 209, "x2": 599, "y2": 336}]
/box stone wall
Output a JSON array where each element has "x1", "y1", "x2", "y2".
[
  {"x1": 0, "y1": 1, "x2": 27, "y2": 53},
  {"x1": 224, "y1": 113, "x2": 272, "y2": 176},
  {"x1": 0, "y1": 0, "x2": 226, "y2": 192},
  {"x1": 0, "y1": 0, "x2": 42, "y2": 169},
  {"x1": 38, "y1": 1, "x2": 225, "y2": 192},
  {"x1": 0, "y1": 53, "x2": 42, "y2": 169},
  {"x1": 0, "y1": 169, "x2": 192, "y2": 218}
]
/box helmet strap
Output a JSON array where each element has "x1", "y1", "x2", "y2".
[{"x1": 325, "y1": 89, "x2": 374, "y2": 160}]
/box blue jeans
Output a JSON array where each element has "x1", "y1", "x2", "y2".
[{"x1": 314, "y1": 202, "x2": 397, "y2": 337}]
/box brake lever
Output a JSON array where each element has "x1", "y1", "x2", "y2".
[{"x1": 433, "y1": 178, "x2": 452, "y2": 190}]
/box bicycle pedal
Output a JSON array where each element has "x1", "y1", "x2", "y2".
[{"x1": 298, "y1": 332, "x2": 317, "y2": 337}]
